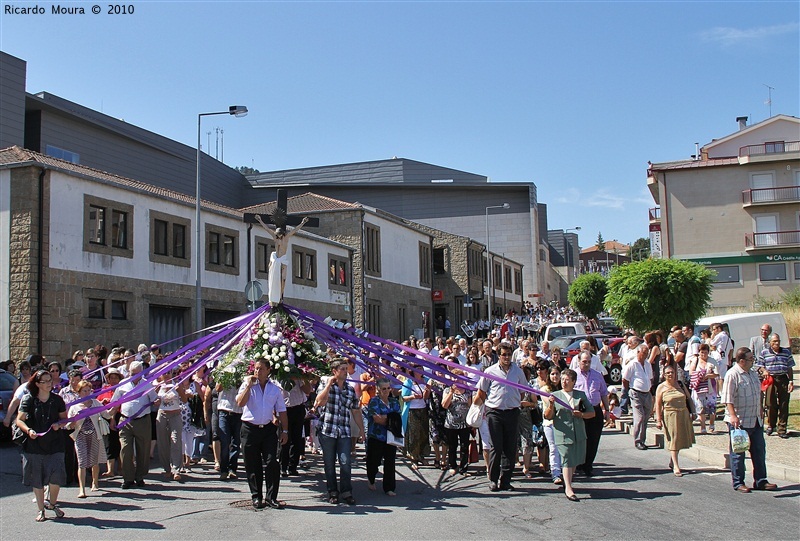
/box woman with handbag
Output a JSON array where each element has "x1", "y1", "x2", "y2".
[
  {"x1": 688, "y1": 344, "x2": 717, "y2": 434},
  {"x1": 441, "y1": 369, "x2": 473, "y2": 476},
  {"x1": 366, "y1": 378, "x2": 401, "y2": 495},
  {"x1": 66, "y1": 380, "x2": 111, "y2": 498},
  {"x1": 541, "y1": 366, "x2": 563, "y2": 485},
  {"x1": 654, "y1": 365, "x2": 695, "y2": 477}
]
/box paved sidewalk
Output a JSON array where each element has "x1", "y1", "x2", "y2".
[{"x1": 614, "y1": 365, "x2": 800, "y2": 484}]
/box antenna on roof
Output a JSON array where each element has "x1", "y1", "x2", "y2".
[{"x1": 763, "y1": 83, "x2": 774, "y2": 117}]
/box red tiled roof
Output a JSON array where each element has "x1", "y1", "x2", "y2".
[
  {"x1": 241, "y1": 192, "x2": 361, "y2": 214},
  {"x1": 0, "y1": 146, "x2": 242, "y2": 217}
]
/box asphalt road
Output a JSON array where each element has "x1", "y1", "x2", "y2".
[{"x1": 1, "y1": 428, "x2": 798, "y2": 540}]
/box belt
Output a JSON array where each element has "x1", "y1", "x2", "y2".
[
  {"x1": 631, "y1": 388, "x2": 650, "y2": 394},
  {"x1": 243, "y1": 421, "x2": 276, "y2": 429},
  {"x1": 121, "y1": 414, "x2": 149, "y2": 420}
]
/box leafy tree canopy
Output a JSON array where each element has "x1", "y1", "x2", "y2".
[
  {"x1": 630, "y1": 237, "x2": 651, "y2": 261},
  {"x1": 236, "y1": 166, "x2": 261, "y2": 175},
  {"x1": 604, "y1": 258, "x2": 713, "y2": 333},
  {"x1": 568, "y1": 273, "x2": 608, "y2": 320}
]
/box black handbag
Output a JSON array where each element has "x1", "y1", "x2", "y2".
[{"x1": 12, "y1": 423, "x2": 28, "y2": 446}]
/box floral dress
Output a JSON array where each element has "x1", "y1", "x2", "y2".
[{"x1": 428, "y1": 380, "x2": 448, "y2": 445}]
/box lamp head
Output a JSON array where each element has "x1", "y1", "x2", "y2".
[
  {"x1": 229, "y1": 105, "x2": 248, "y2": 117},
  {"x1": 502, "y1": 203, "x2": 510, "y2": 209}
]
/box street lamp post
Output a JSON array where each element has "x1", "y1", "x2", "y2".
[
  {"x1": 196, "y1": 105, "x2": 248, "y2": 332},
  {"x1": 485, "y1": 203, "x2": 510, "y2": 323},
  {"x1": 565, "y1": 227, "x2": 581, "y2": 281}
]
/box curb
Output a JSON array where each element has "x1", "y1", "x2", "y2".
[{"x1": 613, "y1": 417, "x2": 800, "y2": 484}]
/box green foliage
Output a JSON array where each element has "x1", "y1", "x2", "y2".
[
  {"x1": 604, "y1": 258, "x2": 713, "y2": 333},
  {"x1": 568, "y1": 273, "x2": 608, "y2": 320},
  {"x1": 630, "y1": 237, "x2": 650, "y2": 261},
  {"x1": 596, "y1": 232, "x2": 606, "y2": 252},
  {"x1": 236, "y1": 165, "x2": 261, "y2": 175},
  {"x1": 782, "y1": 285, "x2": 800, "y2": 308},
  {"x1": 753, "y1": 286, "x2": 800, "y2": 311}
]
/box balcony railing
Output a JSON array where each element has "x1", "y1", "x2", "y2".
[
  {"x1": 648, "y1": 207, "x2": 661, "y2": 221},
  {"x1": 745, "y1": 230, "x2": 800, "y2": 249},
  {"x1": 742, "y1": 185, "x2": 800, "y2": 205},
  {"x1": 739, "y1": 140, "x2": 800, "y2": 157}
]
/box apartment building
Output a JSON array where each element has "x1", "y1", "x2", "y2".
[{"x1": 647, "y1": 115, "x2": 800, "y2": 310}]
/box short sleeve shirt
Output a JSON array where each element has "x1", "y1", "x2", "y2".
[
  {"x1": 721, "y1": 363, "x2": 762, "y2": 429},
  {"x1": 318, "y1": 382, "x2": 358, "y2": 438},
  {"x1": 19, "y1": 393, "x2": 66, "y2": 454},
  {"x1": 477, "y1": 363, "x2": 528, "y2": 410}
]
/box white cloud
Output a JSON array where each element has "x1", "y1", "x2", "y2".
[{"x1": 700, "y1": 23, "x2": 798, "y2": 47}]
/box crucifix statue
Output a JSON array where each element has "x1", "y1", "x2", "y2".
[{"x1": 244, "y1": 189, "x2": 319, "y2": 305}]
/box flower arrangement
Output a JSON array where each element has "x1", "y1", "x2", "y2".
[
  {"x1": 211, "y1": 344, "x2": 253, "y2": 391},
  {"x1": 242, "y1": 306, "x2": 330, "y2": 390}
]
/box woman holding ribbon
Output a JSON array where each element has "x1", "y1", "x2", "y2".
[
  {"x1": 66, "y1": 380, "x2": 111, "y2": 498},
  {"x1": 544, "y1": 369, "x2": 594, "y2": 502},
  {"x1": 15, "y1": 369, "x2": 68, "y2": 522}
]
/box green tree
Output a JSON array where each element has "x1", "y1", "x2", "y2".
[
  {"x1": 568, "y1": 273, "x2": 608, "y2": 320},
  {"x1": 604, "y1": 258, "x2": 713, "y2": 332},
  {"x1": 630, "y1": 237, "x2": 651, "y2": 261},
  {"x1": 596, "y1": 232, "x2": 606, "y2": 252},
  {"x1": 236, "y1": 165, "x2": 261, "y2": 175}
]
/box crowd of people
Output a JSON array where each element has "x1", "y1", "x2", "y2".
[{"x1": 1, "y1": 309, "x2": 795, "y2": 521}]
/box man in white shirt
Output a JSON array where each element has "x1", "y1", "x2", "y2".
[
  {"x1": 236, "y1": 359, "x2": 289, "y2": 510},
  {"x1": 111, "y1": 361, "x2": 159, "y2": 489},
  {"x1": 511, "y1": 340, "x2": 529, "y2": 365},
  {"x1": 569, "y1": 341, "x2": 607, "y2": 376},
  {"x1": 622, "y1": 344, "x2": 653, "y2": 451}
]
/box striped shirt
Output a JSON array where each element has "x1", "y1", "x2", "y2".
[
  {"x1": 756, "y1": 347, "x2": 794, "y2": 376},
  {"x1": 721, "y1": 363, "x2": 762, "y2": 429}
]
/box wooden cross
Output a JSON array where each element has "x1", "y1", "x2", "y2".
[{"x1": 243, "y1": 189, "x2": 320, "y2": 229}]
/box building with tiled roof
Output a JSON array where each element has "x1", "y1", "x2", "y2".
[{"x1": 647, "y1": 114, "x2": 800, "y2": 310}]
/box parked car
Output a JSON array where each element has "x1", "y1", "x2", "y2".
[
  {"x1": 597, "y1": 317, "x2": 622, "y2": 336},
  {"x1": 542, "y1": 322, "x2": 587, "y2": 344},
  {"x1": 0, "y1": 369, "x2": 20, "y2": 440},
  {"x1": 559, "y1": 336, "x2": 625, "y2": 385}
]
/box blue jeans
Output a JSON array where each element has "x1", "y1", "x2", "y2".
[
  {"x1": 319, "y1": 433, "x2": 352, "y2": 498},
  {"x1": 218, "y1": 410, "x2": 242, "y2": 474},
  {"x1": 727, "y1": 422, "x2": 768, "y2": 490}
]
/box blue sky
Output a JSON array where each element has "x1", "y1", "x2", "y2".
[{"x1": 2, "y1": 1, "x2": 798, "y2": 249}]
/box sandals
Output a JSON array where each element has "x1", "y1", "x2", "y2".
[
  {"x1": 36, "y1": 510, "x2": 47, "y2": 522},
  {"x1": 44, "y1": 502, "x2": 65, "y2": 518}
]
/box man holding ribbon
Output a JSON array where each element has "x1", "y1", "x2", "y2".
[{"x1": 111, "y1": 361, "x2": 159, "y2": 490}]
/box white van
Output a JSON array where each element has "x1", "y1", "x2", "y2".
[
  {"x1": 695, "y1": 312, "x2": 789, "y2": 354},
  {"x1": 542, "y1": 322, "x2": 587, "y2": 344}
]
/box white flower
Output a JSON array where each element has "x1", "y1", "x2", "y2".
[
  {"x1": 283, "y1": 359, "x2": 289, "y2": 366},
  {"x1": 262, "y1": 344, "x2": 269, "y2": 351},
  {"x1": 272, "y1": 347, "x2": 279, "y2": 354},
  {"x1": 254, "y1": 351, "x2": 262, "y2": 359},
  {"x1": 272, "y1": 355, "x2": 280, "y2": 362},
  {"x1": 276, "y1": 332, "x2": 283, "y2": 339},
  {"x1": 296, "y1": 350, "x2": 303, "y2": 357},
  {"x1": 279, "y1": 352, "x2": 286, "y2": 359},
  {"x1": 284, "y1": 366, "x2": 291, "y2": 372},
  {"x1": 280, "y1": 345, "x2": 287, "y2": 352},
  {"x1": 290, "y1": 342, "x2": 297, "y2": 348}
]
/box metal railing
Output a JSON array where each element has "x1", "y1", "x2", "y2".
[
  {"x1": 648, "y1": 207, "x2": 661, "y2": 221},
  {"x1": 745, "y1": 230, "x2": 800, "y2": 248},
  {"x1": 742, "y1": 185, "x2": 800, "y2": 204},
  {"x1": 739, "y1": 140, "x2": 800, "y2": 157}
]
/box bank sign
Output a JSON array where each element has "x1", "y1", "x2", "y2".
[{"x1": 681, "y1": 253, "x2": 800, "y2": 265}]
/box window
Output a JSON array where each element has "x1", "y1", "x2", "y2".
[
  {"x1": 88, "y1": 206, "x2": 105, "y2": 245},
  {"x1": 419, "y1": 242, "x2": 431, "y2": 287},
  {"x1": 709, "y1": 266, "x2": 740, "y2": 284},
  {"x1": 515, "y1": 270, "x2": 523, "y2": 293},
  {"x1": 223, "y1": 235, "x2": 236, "y2": 267},
  {"x1": 205, "y1": 224, "x2": 239, "y2": 275},
  {"x1": 292, "y1": 246, "x2": 317, "y2": 287},
  {"x1": 255, "y1": 238, "x2": 275, "y2": 279},
  {"x1": 367, "y1": 301, "x2": 381, "y2": 335},
  {"x1": 88, "y1": 299, "x2": 105, "y2": 319},
  {"x1": 794, "y1": 262, "x2": 800, "y2": 280},
  {"x1": 364, "y1": 223, "x2": 381, "y2": 276},
  {"x1": 150, "y1": 211, "x2": 190, "y2": 267},
  {"x1": 84, "y1": 196, "x2": 134, "y2": 258},
  {"x1": 45, "y1": 144, "x2": 79, "y2": 164},
  {"x1": 765, "y1": 141, "x2": 785, "y2": 153},
  {"x1": 111, "y1": 210, "x2": 128, "y2": 248},
  {"x1": 504, "y1": 266, "x2": 512, "y2": 292},
  {"x1": 154, "y1": 219, "x2": 169, "y2": 255},
  {"x1": 111, "y1": 300, "x2": 128, "y2": 320},
  {"x1": 494, "y1": 262, "x2": 502, "y2": 289},
  {"x1": 759, "y1": 263, "x2": 787, "y2": 282},
  {"x1": 433, "y1": 247, "x2": 446, "y2": 275},
  {"x1": 328, "y1": 255, "x2": 349, "y2": 291}
]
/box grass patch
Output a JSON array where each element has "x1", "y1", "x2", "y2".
[{"x1": 790, "y1": 399, "x2": 800, "y2": 432}]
